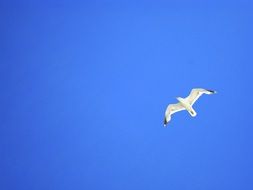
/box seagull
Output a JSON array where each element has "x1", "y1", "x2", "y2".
[{"x1": 164, "y1": 88, "x2": 216, "y2": 127}]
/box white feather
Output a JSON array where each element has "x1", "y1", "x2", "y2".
[{"x1": 164, "y1": 88, "x2": 216, "y2": 127}]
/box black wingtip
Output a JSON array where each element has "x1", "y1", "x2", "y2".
[
  {"x1": 164, "y1": 118, "x2": 168, "y2": 127},
  {"x1": 206, "y1": 89, "x2": 216, "y2": 94}
]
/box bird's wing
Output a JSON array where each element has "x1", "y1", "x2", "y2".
[
  {"x1": 164, "y1": 103, "x2": 185, "y2": 126},
  {"x1": 185, "y1": 88, "x2": 216, "y2": 106}
]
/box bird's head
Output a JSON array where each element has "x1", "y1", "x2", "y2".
[{"x1": 176, "y1": 97, "x2": 182, "y2": 101}]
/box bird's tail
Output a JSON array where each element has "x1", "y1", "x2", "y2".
[{"x1": 188, "y1": 109, "x2": 197, "y2": 117}]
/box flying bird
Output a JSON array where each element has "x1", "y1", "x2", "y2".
[{"x1": 164, "y1": 88, "x2": 216, "y2": 127}]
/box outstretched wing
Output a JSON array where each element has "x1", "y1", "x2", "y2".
[
  {"x1": 185, "y1": 88, "x2": 216, "y2": 106},
  {"x1": 164, "y1": 103, "x2": 185, "y2": 126}
]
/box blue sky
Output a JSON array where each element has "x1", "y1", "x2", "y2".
[{"x1": 1, "y1": 1, "x2": 253, "y2": 190}]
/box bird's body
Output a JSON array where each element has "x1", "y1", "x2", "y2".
[
  {"x1": 164, "y1": 88, "x2": 216, "y2": 126},
  {"x1": 176, "y1": 97, "x2": 196, "y2": 117}
]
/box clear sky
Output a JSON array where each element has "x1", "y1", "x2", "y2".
[{"x1": 1, "y1": 1, "x2": 253, "y2": 190}]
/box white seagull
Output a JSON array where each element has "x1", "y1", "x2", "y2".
[{"x1": 164, "y1": 88, "x2": 216, "y2": 127}]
